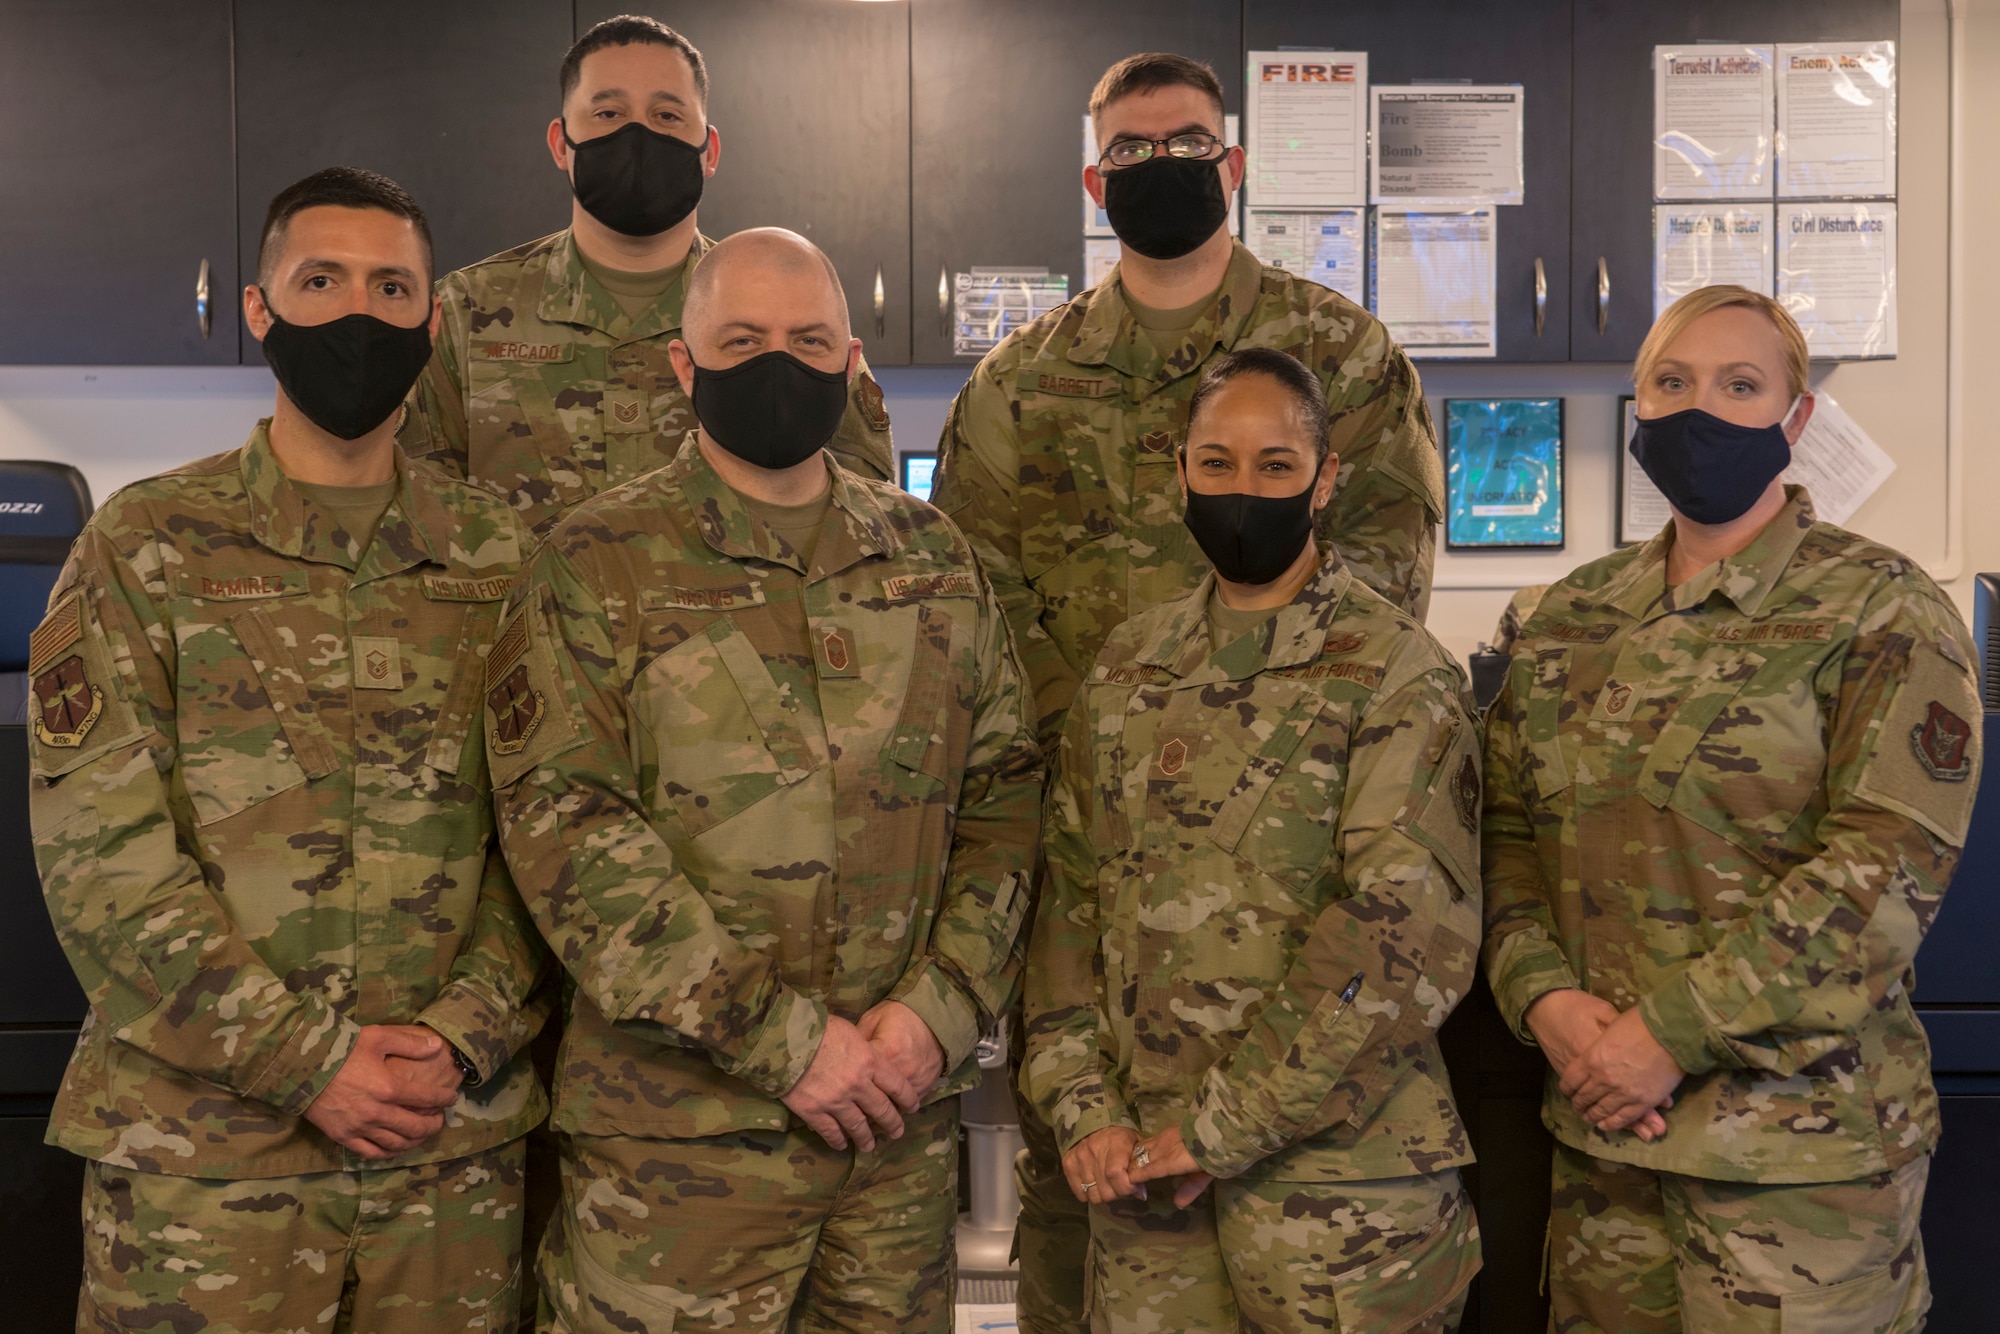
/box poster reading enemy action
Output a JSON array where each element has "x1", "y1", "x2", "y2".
[{"x1": 1446, "y1": 398, "x2": 1565, "y2": 549}]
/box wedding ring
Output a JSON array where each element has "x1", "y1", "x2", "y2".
[
  {"x1": 1080, "y1": 1180, "x2": 1097, "y2": 1192},
  {"x1": 1133, "y1": 1144, "x2": 1151, "y2": 1168}
]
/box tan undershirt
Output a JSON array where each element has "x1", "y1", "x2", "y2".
[
  {"x1": 1206, "y1": 584, "x2": 1279, "y2": 648},
  {"x1": 293, "y1": 478, "x2": 396, "y2": 556},
  {"x1": 1125, "y1": 287, "x2": 1217, "y2": 358},
  {"x1": 740, "y1": 483, "x2": 833, "y2": 569},
  {"x1": 579, "y1": 250, "x2": 689, "y2": 321}
]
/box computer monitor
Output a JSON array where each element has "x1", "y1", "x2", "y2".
[
  {"x1": 900, "y1": 451, "x2": 938, "y2": 503},
  {"x1": 1975, "y1": 573, "x2": 1999, "y2": 709}
]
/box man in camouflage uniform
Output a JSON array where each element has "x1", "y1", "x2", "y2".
[
  {"x1": 487, "y1": 228, "x2": 1042, "y2": 1332},
  {"x1": 399, "y1": 14, "x2": 893, "y2": 541},
  {"x1": 1483, "y1": 486, "x2": 1982, "y2": 1331},
  {"x1": 1023, "y1": 350, "x2": 1480, "y2": 1332},
  {"x1": 29, "y1": 169, "x2": 547, "y2": 1331},
  {"x1": 931, "y1": 53, "x2": 1444, "y2": 1328}
]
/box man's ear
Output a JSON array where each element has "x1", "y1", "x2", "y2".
[
  {"x1": 668, "y1": 339, "x2": 696, "y2": 398},
  {"x1": 845, "y1": 338, "x2": 863, "y2": 380},
  {"x1": 546, "y1": 117, "x2": 570, "y2": 173},
  {"x1": 702, "y1": 123, "x2": 722, "y2": 176},
  {"x1": 1083, "y1": 163, "x2": 1107, "y2": 209},
  {"x1": 243, "y1": 284, "x2": 272, "y2": 344}
]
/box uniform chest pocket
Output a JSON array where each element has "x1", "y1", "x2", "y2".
[
  {"x1": 466, "y1": 356, "x2": 589, "y2": 513},
  {"x1": 176, "y1": 607, "x2": 338, "y2": 827},
  {"x1": 1639, "y1": 649, "x2": 1826, "y2": 859},
  {"x1": 641, "y1": 617, "x2": 820, "y2": 838},
  {"x1": 1206, "y1": 693, "x2": 1336, "y2": 890},
  {"x1": 1524, "y1": 647, "x2": 1578, "y2": 802},
  {"x1": 1014, "y1": 401, "x2": 1119, "y2": 581},
  {"x1": 422, "y1": 605, "x2": 500, "y2": 782}
]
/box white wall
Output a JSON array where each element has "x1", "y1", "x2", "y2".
[{"x1": 0, "y1": 0, "x2": 1988, "y2": 671}]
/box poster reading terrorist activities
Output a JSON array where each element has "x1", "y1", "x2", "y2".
[{"x1": 1445, "y1": 398, "x2": 1565, "y2": 549}]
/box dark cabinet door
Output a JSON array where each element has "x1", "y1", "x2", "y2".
[
  {"x1": 580, "y1": 2, "x2": 913, "y2": 366},
  {"x1": 1569, "y1": 0, "x2": 1899, "y2": 362},
  {"x1": 1246, "y1": 0, "x2": 1573, "y2": 363},
  {"x1": 910, "y1": 1, "x2": 1242, "y2": 364},
  {"x1": 0, "y1": 1, "x2": 236, "y2": 364},
  {"x1": 234, "y1": 1, "x2": 576, "y2": 366}
]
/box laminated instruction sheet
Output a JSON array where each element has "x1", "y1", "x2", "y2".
[
  {"x1": 1777, "y1": 42, "x2": 1896, "y2": 199},
  {"x1": 1370, "y1": 86, "x2": 1525, "y2": 205},
  {"x1": 1653, "y1": 45, "x2": 1774, "y2": 200},
  {"x1": 1653, "y1": 204, "x2": 1775, "y2": 316},
  {"x1": 1777, "y1": 203, "x2": 1898, "y2": 358},
  {"x1": 1370, "y1": 205, "x2": 1497, "y2": 358},
  {"x1": 1244, "y1": 51, "x2": 1368, "y2": 206},
  {"x1": 1245, "y1": 208, "x2": 1365, "y2": 305}
]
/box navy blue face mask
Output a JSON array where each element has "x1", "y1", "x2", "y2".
[{"x1": 1629, "y1": 397, "x2": 1801, "y2": 525}]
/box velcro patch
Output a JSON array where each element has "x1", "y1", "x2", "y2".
[
  {"x1": 1321, "y1": 632, "x2": 1369, "y2": 657},
  {"x1": 474, "y1": 340, "x2": 572, "y2": 363},
  {"x1": 1094, "y1": 663, "x2": 1172, "y2": 686},
  {"x1": 179, "y1": 570, "x2": 311, "y2": 601},
  {"x1": 856, "y1": 372, "x2": 891, "y2": 431},
  {"x1": 1711, "y1": 621, "x2": 1835, "y2": 644},
  {"x1": 31, "y1": 653, "x2": 102, "y2": 749},
  {"x1": 353, "y1": 636, "x2": 402, "y2": 690},
  {"x1": 881, "y1": 572, "x2": 978, "y2": 601},
  {"x1": 486, "y1": 610, "x2": 530, "y2": 690},
  {"x1": 1273, "y1": 661, "x2": 1385, "y2": 688},
  {"x1": 423, "y1": 574, "x2": 511, "y2": 602},
  {"x1": 643, "y1": 584, "x2": 767, "y2": 613},
  {"x1": 1539, "y1": 621, "x2": 1620, "y2": 644},
  {"x1": 1017, "y1": 370, "x2": 1122, "y2": 399},
  {"x1": 602, "y1": 389, "x2": 648, "y2": 432},
  {"x1": 1854, "y1": 645, "x2": 1982, "y2": 845},
  {"x1": 28, "y1": 593, "x2": 82, "y2": 675}
]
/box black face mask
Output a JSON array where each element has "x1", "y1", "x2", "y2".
[
  {"x1": 1629, "y1": 399, "x2": 1799, "y2": 525},
  {"x1": 563, "y1": 121, "x2": 706, "y2": 237},
  {"x1": 691, "y1": 351, "x2": 849, "y2": 471},
  {"x1": 1183, "y1": 467, "x2": 1320, "y2": 587},
  {"x1": 1102, "y1": 154, "x2": 1230, "y2": 261},
  {"x1": 258, "y1": 293, "x2": 433, "y2": 441}
]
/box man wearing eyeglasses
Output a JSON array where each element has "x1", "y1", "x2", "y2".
[{"x1": 932, "y1": 51, "x2": 1446, "y2": 1333}]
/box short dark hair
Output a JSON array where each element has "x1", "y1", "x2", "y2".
[
  {"x1": 1089, "y1": 52, "x2": 1226, "y2": 136},
  {"x1": 257, "y1": 167, "x2": 433, "y2": 288},
  {"x1": 1184, "y1": 348, "x2": 1330, "y2": 460},
  {"x1": 561, "y1": 15, "x2": 709, "y2": 109}
]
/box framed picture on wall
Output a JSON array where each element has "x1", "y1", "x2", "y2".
[
  {"x1": 1616, "y1": 396, "x2": 1672, "y2": 545},
  {"x1": 1444, "y1": 398, "x2": 1565, "y2": 550}
]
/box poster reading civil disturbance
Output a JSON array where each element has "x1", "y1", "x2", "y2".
[
  {"x1": 1778, "y1": 42, "x2": 1896, "y2": 199},
  {"x1": 1245, "y1": 51, "x2": 1367, "y2": 207},
  {"x1": 1654, "y1": 45, "x2": 1774, "y2": 200},
  {"x1": 1370, "y1": 86, "x2": 1525, "y2": 206},
  {"x1": 1371, "y1": 206, "x2": 1497, "y2": 359},
  {"x1": 1777, "y1": 202, "x2": 1897, "y2": 359}
]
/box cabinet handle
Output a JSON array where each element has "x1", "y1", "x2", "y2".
[
  {"x1": 873, "y1": 265, "x2": 885, "y2": 339},
  {"x1": 1596, "y1": 257, "x2": 1610, "y2": 336},
  {"x1": 938, "y1": 264, "x2": 951, "y2": 336},
  {"x1": 195, "y1": 258, "x2": 212, "y2": 339},
  {"x1": 1533, "y1": 257, "x2": 1547, "y2": 338}
]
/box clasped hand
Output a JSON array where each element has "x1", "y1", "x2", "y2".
[
  {"x1": 1527, "y1": 990, "x2": 1682, "y2": 1140},
  {"x1": 1063, "y1": 1124, "x2": 1214, "y2": 1210},
  {"x1": 304, "y1": 1024, "x2": 464, "y2": 1160},
  {"x1": 782, "y1": 1000, "x2": 944, "y2": 1153}
]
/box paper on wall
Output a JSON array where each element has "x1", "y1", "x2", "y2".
[
  {"x1": 1370, "y1": 86, "x2": 1525, "y2": 206},
  {"x1": 1083, "y1": 238, "x2": 1120, "y2": 292},
  {"x1": 1782, "y1": 390, "x2": 1895, "y2": 526},
  {"x1": 1777, "y1": 42, "x2": 1896, "y2": 199},
  {"x1": 1245, "y1": 208, "x2": 1365, "y2": 305},
  {"x1": 1618, "y1": 399, "x2": 1675, "y2": 545},
  {"x1": 1777, "y1": 202, "x2": 1897, "y2": 359},
  {"x1": 1245, "y1": 52, "x2": 1367, "y2": 206},
  {"x1": 1370, "y1": 205, "x2": 1497, "y2": 358},
  {"x1": 1654, "y1": 204, "x2": 1775, "y2": 317},
  {"x1": 1654, "y1": 45, "x2": 1774, "y2": 200},
  {"x1": 954, "y1": 269, "x2": 1068, "y2": 358}
]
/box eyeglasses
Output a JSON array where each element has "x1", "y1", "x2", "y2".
[{"x1": 1099, "y1": 132, "x2": 1225, "y2": 170}]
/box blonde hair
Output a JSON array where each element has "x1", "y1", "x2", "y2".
[{"x1": 1634, "y1": 285, "x2": 1809, "y2": 398}]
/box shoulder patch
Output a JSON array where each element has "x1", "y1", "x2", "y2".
[
  {"x1": 1451, "y1": 752, "x2": 1481, "y2": 834},
  {"x1": 855, "y1": 371, "x2": 891, "y2": 432},
  {"x1": 423, "y1": 574, "x2": 512, "y2": 602},
  {"x1": 31, "y1": 653, "x2": 103, "y2": 749},
  {"x1": 486, "y1": 609, "x2": 530, "y2": 690},
  {"x1": 882, "y1": 571, "x2": 978, "y2": 601},
  {"x1": 485, "y1": 659, "x2": 545, "y2": 756},
  {"x1": 1912, "y1": 701, "x2": 1974, "y2": 783},
  {"x1": 28, "y1": 592, "x2": 82, "y2": 675},
  {"x1": 1854, "y1": 645, "x2": 1983, "y2": 846}
]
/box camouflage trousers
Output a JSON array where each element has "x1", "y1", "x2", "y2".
[
  {"x1": 1085, "y1": 1167, "x2": 1479, "y2": 1334},
  {"x1": 1548, "y1": 1142, "x2": 1931, "y2": 1334},
  {"x1": 536, "y1": 1101, "x2": 959, "y2": 1333},
  {"x1": 1011, "y1": 1034, "x2": 1091, "y2": 1333},
  {"x1": 77, "y1": 1143, "x2": 527, "y2": 1333}
]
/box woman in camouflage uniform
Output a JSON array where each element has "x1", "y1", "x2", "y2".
[
  {"x1": 1023, "y1": 348, "x2": 1484, "y2": 1332},
  {"x1": 1484, "y1": 286, "x2": 1981, "y2": 1332}
]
